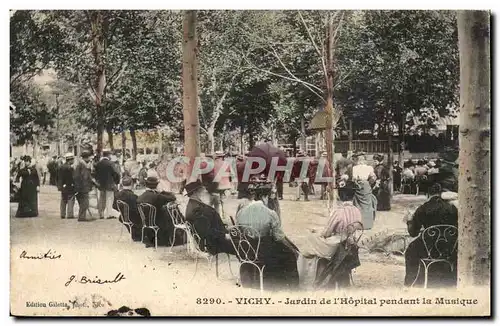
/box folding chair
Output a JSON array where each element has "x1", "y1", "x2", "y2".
[
  {"x1": 116, "y1": 200, "x2": 134, "y2": 242},
  {"x1": 138, "y1": 203, "x2": 160, "y2": 250}
]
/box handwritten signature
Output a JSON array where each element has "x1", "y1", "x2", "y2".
[
  {"x1": 19, "y1": 249, "x2": 61, "y2": 260},
  {"x1": 65, "y1": 273, "x2": 125, "y2": 287}
]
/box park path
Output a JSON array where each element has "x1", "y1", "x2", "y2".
[{"x1": 10, "y1": 185, "x2": 428, "y2": 316}]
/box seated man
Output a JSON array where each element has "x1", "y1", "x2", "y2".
[
  {"x1": 404, "y1": 183, "x2": 458, "y2": 288},
  {"x1": 184, "y1": 180, "x2": 235, "y2": 256},
  {"x1": 235, "y1": 181, "x2": 300, "y2": 291},
  {"x1": 137, "y1": 171, "x2": 179, "y2": 248},
  {"x1": 113, "y1": 176, "x2": 142, "y2": 241}
]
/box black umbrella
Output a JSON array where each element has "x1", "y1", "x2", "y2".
[{"x1": 247, "y1": 143, "x2": 287, "y2": 175}]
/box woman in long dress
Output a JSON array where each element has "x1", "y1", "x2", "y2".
[
  {"x1": 15, "y1": 156, "x2": 40, "y2": 218},
  {"x1": 350, "y1": 153, "x2": 378, "y2": 230},
  {"x1": 373, "y1": 154, "x2": 391, "y2": 211}
]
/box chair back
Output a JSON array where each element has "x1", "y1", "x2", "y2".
[
  {"x1": 138, "y1": 203, "x2": 158, "y2": 228},
  {"x1": 421, "y1": 224, "x2": 458, "y2": 260},
  {"x1": 165, "y1": 202, "x2": 185, "y2": 226},
  {"x1": 116, "y1": 200, "x2": 132, "y2": 224},
  {"x1": 228, "y1": 225, "x2": 261, "y2": 264}
]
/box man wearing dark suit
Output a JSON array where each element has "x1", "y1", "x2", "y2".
[
  {"x1": 137, "y1": 172, "x2": 178, "y2": 247},
  {"x1": 95, "y1": 149, "x2": 121, "y2": 219},
  {"x1": 113, "y1": 176, "x2": 142, "y2": 241},
  {"x1": 185, "y1": 180, "x2": 235, "y2": 256},
  {"x1": 58, "y1": 153, "x2": 76, "y2": 219},
  {"x1": 73, "y1": 151, "x2": 94, "y2": 222}
]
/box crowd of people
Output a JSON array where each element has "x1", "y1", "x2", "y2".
[{"x1": 9, "y1": 145, "x2": 460, "y2": 290}]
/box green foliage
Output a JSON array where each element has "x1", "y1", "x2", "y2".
[
  {"x1": 10, "y1": 82, "x2": 54, "y2": 144},
  {"x1": 335, "y1": 10, "x2": 459, "y2": 135}
]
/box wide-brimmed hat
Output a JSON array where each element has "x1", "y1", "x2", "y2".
[
  {"x1": 184, "y1": 180, "x2": 204, "y2": 197},
  {"x1": 373, "y1": 154, "x2": 384, "y2": 161},
  {"x1": 122, "y1": 176, "x2": 133, "y2": 187}
]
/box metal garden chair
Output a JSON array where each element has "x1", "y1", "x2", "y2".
[
  {"x1": 137, "y1": 203, "x2": 160, "y2": 250},
  {"x1": 227, "y1": 225, "x2": 264, "y2": 295},
  {"x1": 116, "y1": 200, "x2": 134, "y2": 242},
  {"x1": 411, "y1": 224, "x2": 458, "y2": 289}
]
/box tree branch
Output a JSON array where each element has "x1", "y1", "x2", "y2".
[
  {"x1": 107, "y1": 62, "x2": 128, "y2": 90},
  {"x1": 244, "y1": 61, "x2": 325, "y2": 103},
  {"x1": 297, "y1": 10, "x2": 328, "y2": 81}
]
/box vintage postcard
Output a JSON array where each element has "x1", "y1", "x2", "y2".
[{"x1": 9, "y1": 8, "x2": 491, "y2": 317}]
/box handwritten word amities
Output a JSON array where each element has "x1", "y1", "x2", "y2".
[
  {"x1": 19, "y1": 249, "x2": 61, "y2": 260},
  {"x1": 65, "y1": 273, "x2": 125, "y2": 287}
]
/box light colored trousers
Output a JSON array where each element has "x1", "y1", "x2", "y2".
[{"x1": 98, "y1": 190, "x2": 120, "y2": 218}]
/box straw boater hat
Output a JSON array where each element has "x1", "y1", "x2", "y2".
[
  {"x1": 122, "y1": 176, "x2": 133, "y2": 188},
  {"x1": 321, "y1": 151, "x2": 327, "y2": 157},
  {"x1": 64, "y1": 152, "x2": 74, "y2": 160},
  {"x1": 214, "y1": 151, "x2": 225, "y2": 157},
  {"x1": 145, "y1": 170, "x2": 160, "y2": 188}
]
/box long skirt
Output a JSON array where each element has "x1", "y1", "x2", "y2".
[
  {"x1": 352, "y1": 180, "x2": 377, "y2": 230},
  {"x1": 239, "y1": 237, "x2": 299, "y2": 291},
  {"x1": 376, "y1": 180, "x2": 391, "y2": 211},
  {"x1": 404, "y1": 237, "x2": 457, "y2": 288},
  {"x1": 15, "y1": 183, "x2": 38, "y2": 217}
]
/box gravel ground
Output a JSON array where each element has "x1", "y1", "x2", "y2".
[{"x1": 11, "y1": 184, "x2": 445, "y2": 316}]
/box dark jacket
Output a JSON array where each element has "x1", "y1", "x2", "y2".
[
  {"x1": 113, "y1": 189, "x2": 141, "y2": 226},
  {"x1": 185, "y1": 198, "x2": 234, "y2": 255},
  {"x1": 58, "y1": 163, "x2": 75, "y2": 194},
  {"x1": 95, "y1": 158, "x2": 120, "y2": 191},
  {"x1": 408, "y1": 196, "x2": 458, "y2": 237},
  {"x1": 73, "y1": 160, "x2": 93, "y2": 194},
  {"x1": 137, "y1": 189, "x2": 176, "y2": 229}
]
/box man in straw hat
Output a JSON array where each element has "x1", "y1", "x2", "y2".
[
  {"x1": 137, "y1": 170, "x2": 178, "y2": 247},
  {"x1": 95, "y1": 149, "x2": 121, "y2": 219},
  {"x1": 58, "y1": 152, "x2": 76, "y2": 219}
]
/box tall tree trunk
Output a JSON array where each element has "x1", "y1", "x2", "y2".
[
  {"x1": 106, "y1": 128, "x2": 114, "y2": 150},
  {"x1": 182, "y1": 10, "x2": 200, "y2": 179},
  {"x1": 207, "y1": 127, "x2": 215, "y2": 154},
  {"x1": 32, "y1": 135, "x2": 38, "y2": 159},
  {"x1": 457, "y1": 10, "x2": 491, "y2": 287},
  {"x1": 301, "y1": 117, "x2": 307, "y2": 153},
  {"x1": 387, "y1": 123, "x2": 394, "y2": 196},
  {"x1": 130, "y1": 127, "x2": 137, "y2": 161},
  {"x1": 248, "y1": 129, "x2": 255, "y2": 151},
  {"x1": 348, "y1": 119, "x2": 353, "y2": 155},
  {"x1": 398, "y1": 113, "x2": 404, "y2": 167},
  {"x1": 240, "y1": 125, "x2": 244, "y2": 153},
  {"x1": 325, "y1": 12, "x2": 337, "y2": 205},
  {"x1": 121, "y1": 130, "x2": 126, "y2": 163},
  {"x1": 90, "y1": 11, "x2": 107, "y2": 159}
]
